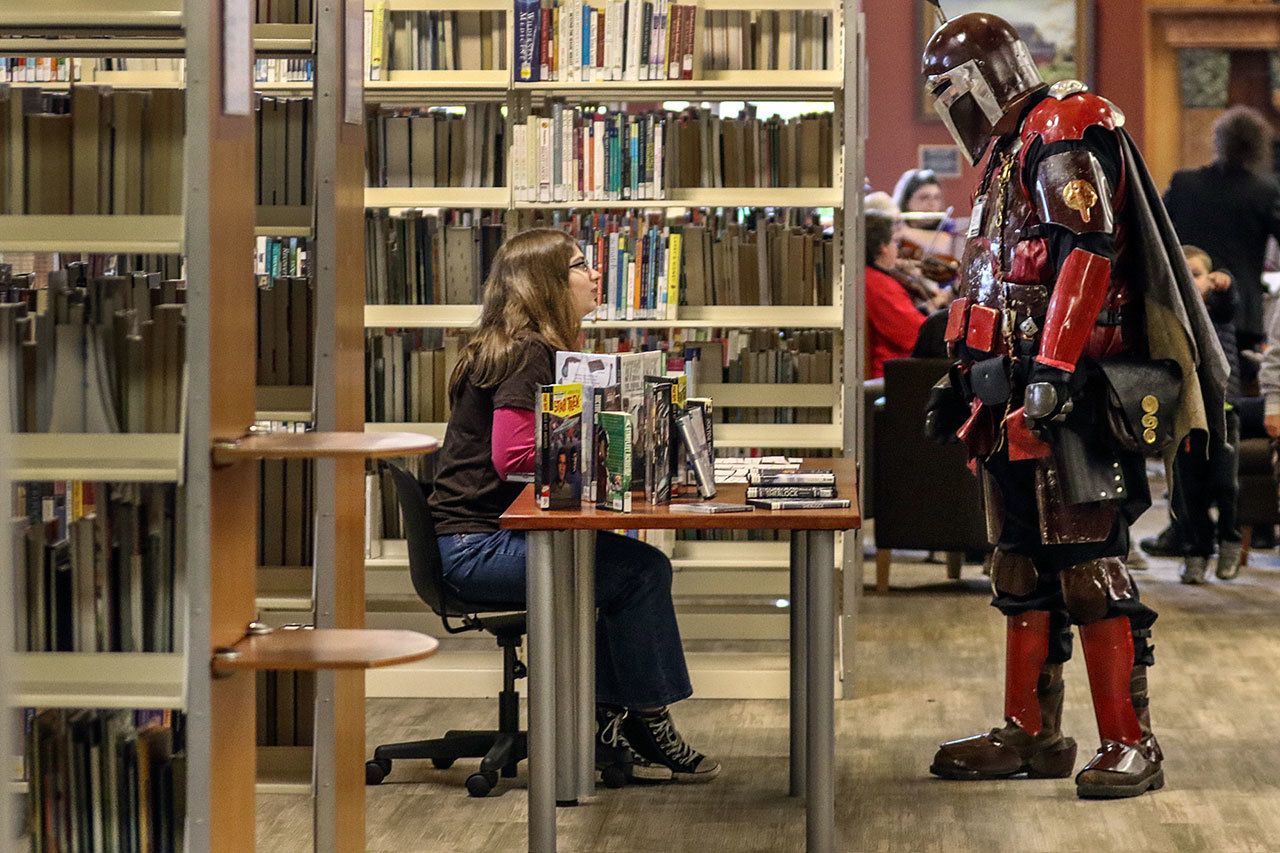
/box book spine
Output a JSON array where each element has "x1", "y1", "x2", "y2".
[
  {"x1": 536, "y1": 386, "x2": 550, "y2": 508},
  {"x1": 515, "y1": 0, "x2": 542, "y2": 82},
  {"x1": 745, "y1": 486, "x2": 837, "y2": 499}
]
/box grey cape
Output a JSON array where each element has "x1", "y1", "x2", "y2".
[{"x1": 1118, "y1": 128, "x2": 1229, "y2": 445}]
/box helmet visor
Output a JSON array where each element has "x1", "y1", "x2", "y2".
[{"x1": 929, "y1": 60, "x2": 1003, "y2": 165}]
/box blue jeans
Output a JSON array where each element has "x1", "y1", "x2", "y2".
[{"x1": 437, "y1": 529, "x2": 693, "y2": 708}]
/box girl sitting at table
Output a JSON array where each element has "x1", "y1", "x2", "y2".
[{"x1": 428, "y1": 227, "x2": 720, "y2": 784}]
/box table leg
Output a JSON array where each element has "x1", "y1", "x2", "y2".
[
  {"x1": 526, "y1": 530, "x2": 557, "y2": 852},
  {"x1": 574, "y1": 529, "x2": 597, "y2": 799},
  {"x1": 789, "y1": 532, "x2": 808, "y2": 799},
  {"x1": 553, "y1": 529, "x2": 578, "y2": 806},
  {"x1": 806, "y1": 530, "x2": 836, "y2": 852}
]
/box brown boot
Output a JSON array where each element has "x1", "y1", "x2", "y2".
[
  {"x1": 1076, "y1": 619, "x2": 1164, "y2": 799},
  {"x1": 931, "y1": 611, "x2": 1077, "y2": 780}
]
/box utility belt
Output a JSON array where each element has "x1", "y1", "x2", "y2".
[{"x1": 945, "y1": 284, "x2": 1129, "y2": 357}]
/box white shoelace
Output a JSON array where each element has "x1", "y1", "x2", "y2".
[
  {"x1": 646, "y1": 713, "x2": 698, "y2": 766},
  {"x1": 600, "y1": 710, "x2": 628, "y2": 748}
]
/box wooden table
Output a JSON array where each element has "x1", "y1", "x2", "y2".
[{"x1": 501, "y1": 459, "x2": 860, "y2": 853}]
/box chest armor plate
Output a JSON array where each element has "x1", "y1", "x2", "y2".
[{"x1": 958, "y1": 146, "x2": 1046, "y2": 315}]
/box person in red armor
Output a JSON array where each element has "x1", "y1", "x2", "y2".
[{"x1": 919, "y1": 12, "x2": 1228, "y2": 799}]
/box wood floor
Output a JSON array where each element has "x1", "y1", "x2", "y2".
[{"x1": 257, "y1": 511, "x2": 1280, "y2": 852}]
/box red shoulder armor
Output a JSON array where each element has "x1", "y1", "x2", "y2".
[{"x1": 1020, "y1": 89, "x2": 1119, "y2": 149}]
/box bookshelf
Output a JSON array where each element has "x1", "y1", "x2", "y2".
[
  {"x1": 357, "y1": 0, "x2": 865, "y2": 698},
  {"x1": 9, "y1": 433, "x2": 185, "y2": 482},
  {"x1": 0, "y1": 215, "x2": 184, "y2": 253},
  {"x1": 11, "y1": 653, "x2": 187, "y2": 710},
  {"x1": 0, "y1": 5, "x2": 437, "y2": 852}
]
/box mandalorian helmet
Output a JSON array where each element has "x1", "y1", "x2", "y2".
[{"x1": 922, "y1": 12, "x2": 1046, "y2": 165}]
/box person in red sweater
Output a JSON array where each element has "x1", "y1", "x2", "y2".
[{"x1": 865, "y1": 210, "x2": 926, "y2": 379}]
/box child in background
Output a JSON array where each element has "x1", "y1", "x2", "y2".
[{"x1": 1170, "y1": 246, "x2": 1244, "y2": 582}]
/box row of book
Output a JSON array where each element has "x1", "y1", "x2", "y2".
[
  {"x1": 258, "y1": 449, "x2": 315, "y2": 568},
  {"x1": 256, "y1": 671, "x2": 317, "y2": 747},
  {"x1": 362, "y1": 210, "x2": 833, "y2": 312},
  {"x1": 13, "y1": 482, "x2": 178, "y2": 654},
  {"x1": 1, "y1": 263, "x2": 186, "y2": 434},
  {"x1": 255, "y1": 58, "x2": 315, "y2": 84},
  {"x1": 575, "y1": 214, "x2": 680, "y2": 320},
  {"x1": 511, "y1": 107, "x2": 666, "y2": 203},
  {"x1": 365, "y1": 330, "x2": 459, "y2": 425},
  {"x1": 364, "y1": 209, "x2": 504, "y2": 306},
  {"x1": 0, "y1": 88, "x2": 184, "y2": 215},
  {"x1": 367, "y1": 105, "x2": 506, "y2": 189},
  {"x1": 24, "y1": 709, "x2": 184, "y2": 853},
  {"x1": 681, "y1": 216, "x2": 834, "y2": 308},
  {"x1": 369, "y1": 10, "x2": 509, "y2": 75},
  {"x1": 701, "y1": 11, "x2": 834, "y2": 72},
  {"x1": 665, "y1": 108, "x2": 834, "y2": 189},
  {"x1": 365, "y1": 455, "x2": 434, "y2": 552},
  {"x1": 510, "y1": 106, "x2": 834, "y2": 203},
  {"x1": 257, "y1": 96, "x2": 315, "y2": 208},
  {"x1": 255, "y1": 237, "x2": 309, "y2": 282},
  {"x1": 514, "y1": 0, "x2": 698, "y2": 82},
  {"x1": 0, "y1": 58, "x2": 183, "y2": 84},
  {"x1": 257, "y1": 276, "x2": 313, "y2": 389}
]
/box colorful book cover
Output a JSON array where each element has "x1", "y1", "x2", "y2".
[
  {"x1": 596, "y1": 410, "x2": 633, "y2": 512},
  {"x1": 587, "y1": 384, "x2": 622, "y2": 501},
  {"x1": 515, "y1": 0, "x2": 543, "y2": 81},
  {"x1": 643, "y1": 378, "x2": 672, "y2": 505},
  {"x1": 556, "y1": 350, "x2": 621, "y2": 501},
  {"x1": 536, "y1": 383, "x2": 584, "y2": 509}
]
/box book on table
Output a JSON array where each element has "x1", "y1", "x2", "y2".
[
  {"x1": 595, "y1": 410, "x2": 633, "y2": 513},
  {"x1": 536, "y1": 382, "x2": 584, "y2": 510}
]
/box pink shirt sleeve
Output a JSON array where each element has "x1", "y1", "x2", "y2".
[{"x1": 492, "y1": 406, "x2": 536, "y2": 478}]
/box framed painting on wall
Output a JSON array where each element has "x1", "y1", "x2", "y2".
[{"x1": 917, "y1": 0, "x2": 1096, "y2": 121}]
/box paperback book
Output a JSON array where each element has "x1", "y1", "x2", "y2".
[
  {"x1": 643, "y1": 378, "x2": 673, "y2": 505},
  {"x1": 536, "y1": 383, "x2": 584, "y2": 509},
  {"x1": 746, "y1": 497, "x2": 851, "y2": 510},
  {"x1": 747, "y1": 469, "x2": 835, "y2": 486},
  {"x1": 556, "y1": 350, "x2": 621, "y2": 501},
  {"x1": 745, "y1": 485, "x2": 836, "y2": 499},
  {"x1": 596, "y1": 411, "x2": 634, "y2": 512},
  {"x1": 669, "y1": 502, "x2": 751, "y2": 514}
]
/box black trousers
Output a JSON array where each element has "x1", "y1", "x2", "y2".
[
  {"x1": 1170, "y1": 408, "x2": 1242, "y2": 556},
  {"x1": 983, "y1": 449, "x2": 1158, "y2": 666}
]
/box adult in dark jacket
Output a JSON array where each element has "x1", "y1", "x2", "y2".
[{"x1": 1162, "y1": 106, "x2": 1280, "y2": 350}]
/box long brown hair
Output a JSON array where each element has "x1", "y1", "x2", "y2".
[{"x1": 449, "y1": 228, "x2": 581, "y2": 396}]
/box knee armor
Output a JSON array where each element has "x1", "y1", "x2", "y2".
[
  {"x1": 990, "y1": 550, "x2": 1038, "y2": 598},
  {"x1": 1060, "y1": 557, "x2": 1133, "y2": 624}
]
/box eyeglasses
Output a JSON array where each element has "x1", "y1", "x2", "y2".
[{"x1": 569, "y1": 258, "x2": 589, "y2": 272}]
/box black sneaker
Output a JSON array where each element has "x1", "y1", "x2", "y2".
[
  {"x1": 1139, "y1": 525, "x2": 1184, "y2": 558},
  {"x1": 596, "y1": 705, "x2": 671, "y2": 783},
  {"x1": 622, "y1": 708, "x2": 721, "y2": 783}
]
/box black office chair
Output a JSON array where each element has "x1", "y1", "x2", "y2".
[{"x1": 364, "y1": 462, "x2": 530, "y2": 797}]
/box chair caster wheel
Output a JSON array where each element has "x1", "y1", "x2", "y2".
[
  {"x1": 431, "y1": 757, "x2": 455, "y2": 770},
  {"x1": 600, "y1": 764, "x2": 628, "y2": 789},
  {"x1": 466, "y1": 771, "x2": 497, "y2": 798},
  {"x1": 365, "y1": 758, "x2": 391, "y2": 785}
]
